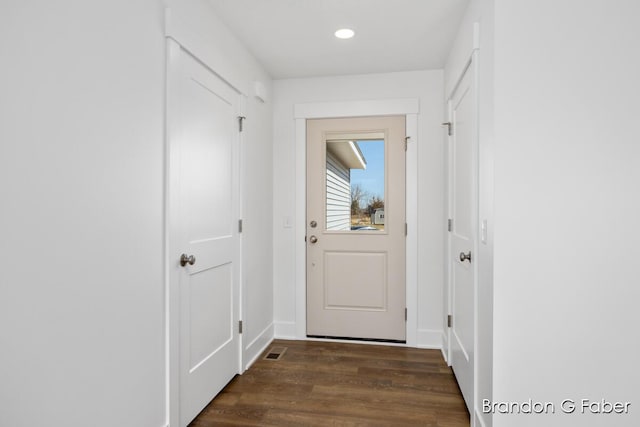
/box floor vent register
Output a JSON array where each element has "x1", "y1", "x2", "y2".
[{"x1": 263, "y1": 346, "x2": 287, "y2": 361}]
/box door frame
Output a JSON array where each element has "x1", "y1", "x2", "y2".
[
  {"x1": 293, "y1": 99, "x2": 419, "y2": 346},
  {"x1": 165, "y1": 34, "x2": 246, "y2": 426}
]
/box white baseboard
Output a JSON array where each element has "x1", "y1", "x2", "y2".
[
  {"x1": 474, "y1": 408, "x2": 489, "y2": 427},
  {"x1": 243, "y1": 322, "x2": 274, "y2": 371},
  {"x1": 441, "y1": 330, "x2": 450, "y2": 364},
  {"x1": 274, "y1": 321, "x2": 297, "y2": 339},
  {"x1": 441, "y1": 347, "x2": 449, "y2": 364},
  {"x1": 416, "y1": 328, "x2": 443, "y2": 349}
]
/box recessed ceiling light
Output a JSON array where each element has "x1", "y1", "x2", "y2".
[{"x1": 334, "y1": 28, "x2": 355, "y2": 39}]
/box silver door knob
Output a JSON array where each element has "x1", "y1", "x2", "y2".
[
  {"x1": 180, "y1": 254, "x2": 196, "y2": 267},
  {"x1": 459, "y1": 251, "x2": 471, "y2": 262},
  {"x1": 309, "y1": 235, "x2": 318, "y2": 244}
]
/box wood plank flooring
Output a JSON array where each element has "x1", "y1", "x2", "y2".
[{"x1": 189, "y1": 340, "x2": 469, "y2": 426}]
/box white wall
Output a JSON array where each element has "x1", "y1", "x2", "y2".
[
  {"x1": 0, "y1": 1, "x2": 166, "y2": 426},
  {"x1": 272, "y1": 70, "x2": 445, "y2": 347},
  {"x1": 444, "y1": 0, "x2": 495, "y2": 426},
  {"x1": 0, "y1": 1, "x2": 274, "y2": 425},
  {"x1": 492, "y1": 1, "x2": 640, "y2": 426}
]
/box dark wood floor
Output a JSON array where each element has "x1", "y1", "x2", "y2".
[{"x1": 189, "y1": 339, "x2": 469, "y2": 426}]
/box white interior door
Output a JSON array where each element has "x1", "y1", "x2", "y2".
[
  {"x1": 306, "y1": 116, "x2": 406, "y2": 342},
  {"x1": 448, "y1": 64, "x2": 476, "y2": 413},
  {"x1": 168, "y1": 42, "x2": 241, "y2": 427}
]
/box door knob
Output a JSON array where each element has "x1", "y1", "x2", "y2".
[
  {"x1": 459, "y1": 251, "x2": 471, "y2": 263},
  {"x1": 310, "y1": 220, "x2": 317, "y2": 228},
  {"x1": 309, "y1": 235, "x2": 318, "y2": 244},
  {"x1": 180, "y1": 254, "x2": 196, "y2": 267}
]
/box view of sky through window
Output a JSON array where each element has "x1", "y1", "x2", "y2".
[{"x1": 351, "y1": 140, "x2": 384, "y2": 199}]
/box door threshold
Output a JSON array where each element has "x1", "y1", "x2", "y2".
[{"x1": 307, "y1": 335, "x2": 406, "y2": 344}]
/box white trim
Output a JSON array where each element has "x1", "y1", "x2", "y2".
[
  {"x1": 472, "y1": 48, "x2": 482, "y2": 427},
  {"x1": 294, "y1": 98, "x2": 419, "y2": 119},
  {"x1": 243, "y1": 323, "x2": 274, "y2": 371},
  {"x1": 294, "y1": 119, "x2": 307, "y2": 339},
  {"x1": 348, "y1": 141, "x2": 367, "y2": 169},
  {"x1": 405, "y1": 113, "x2": 418, "y2": 347},
  {"x1": 474, "y1": 409, "x2": 487, "y2": 427},
  {"x1": 294, "y1": 99, "x2": 420, "y2": 346},
  {"x1": 274, "y1": 321, "x2": 298, "y2": 339},
  {"x1": 238, "y1": 93, "x2": 247, "y2": 376},
  {"x1": 244, "y1": 322, "x2": 274, "y2": 352},
  {"x1": 416, "y1": 329, "x2": 444, "y2": 349},
  {"x1": 163, "y1": 37, "x2": 171, "y2": 426},
  {"x1": 165, "y1": 38, "x2": 180, "y2": 427},
  {"x1": 473, "y1": 22, "x2": 481, "y2": 51},
  {"x1": 164, "y1": 7, "x2": 249, "y2": 96},
  {"x1": 441, "y1": 347, "x2": 449, "y2": 364},
  {"x1": 445, "y1": 92, "x2": 453, "y2": 367}
]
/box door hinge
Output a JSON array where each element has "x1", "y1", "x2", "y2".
[
  {"x1": 405, "y1": 308, "x2": 407, "y2": 321},
  {"x1": 239, "y1": 320, "x2": 243, "y2": 334},
  {"x1": 447, "y1": 314, "x2": 452, "y2": 328},
  {"x1": 441, "y1": 122, "x2": 452, "y2": 136},
  {"x1": 238, "y1": 219, "x2": 243, "y2": 233},
  {"x1": 448, "y1": 218, "x2": 453, "y2": 232},
  {"x1": 404, "y1": 136, "x2": 410, "y2": 151},
  {"x1": 405, "y1": 223, "x2": 408, "y2": 236},
  {"x1": 238, "y1": 116, "x2": 246, "y2": 132}
]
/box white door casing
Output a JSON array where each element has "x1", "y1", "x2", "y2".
[
  {"x1": 306, "y1": 116, "x2": 406, "y2": 341},
  {"x1": 167, "y1": 40, "x2": 242, "y2": 427},
  {"x1": 447, "y1": 60, "x2": 477, "y2": 414}
]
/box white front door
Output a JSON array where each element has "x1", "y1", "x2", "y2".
[
  {"x1": 167, "y1": 41, "x2": 241, "y2": 426},
  {"x1": 306, "y1": 116, "x2": 406, "y2": 342},
  {"x1": 448, "y1": 64, "x2": 476, "y2": 413}
]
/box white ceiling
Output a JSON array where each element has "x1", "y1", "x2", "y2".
[{"x1": 207, "y1": 0, "x2": 470, "y2": 79}]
